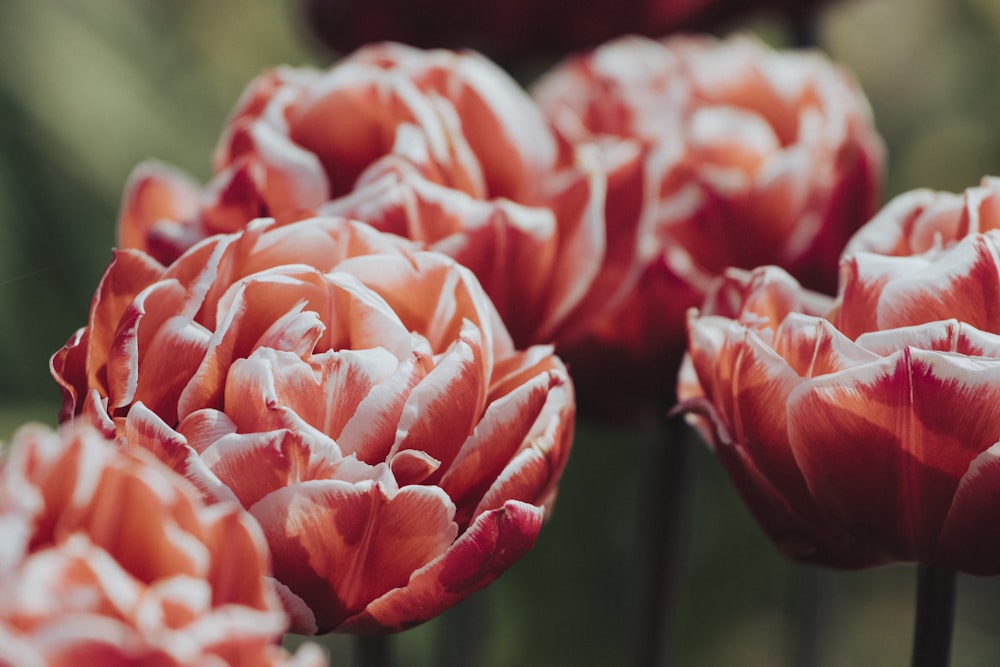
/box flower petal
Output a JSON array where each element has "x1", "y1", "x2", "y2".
[
  {"x1": 937, "y1": 442, "x2": 1000, "y2": 574},
  {"x1": 788, "y1": 348, "x2": 1000, "y2": 560},
  {"x1": 340, "y1": 500, "x2": 542, "y2": 633},
  {"x1": 249, "y1": 480, "x2": 456, "y2": 633}
]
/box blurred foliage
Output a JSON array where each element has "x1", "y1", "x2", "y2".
[{"x1": 2, "y1": 0, "x2": 1000, "y2": 665}]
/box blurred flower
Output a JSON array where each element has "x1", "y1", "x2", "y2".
[
  {"x1": 679, "y1": 180, "x2": 1000, "y2": 571},
  {"x1": 52, "y1": 217, "x2": 574, "y2": 633},
  {"x1": 301, "y1": 0, "x2": 839, "y2": 62},
  {"x1": 0, "y1": 422, "x2": 325, "y2": 666},
  {"x1": 119, "y1": 42, "x2": 642, "y2": 348},
  {"x1": 533, "y1": 33, "x2": 884, "y2": 400}
]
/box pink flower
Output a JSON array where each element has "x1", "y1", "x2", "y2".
[
  {"x1": 679, "y1": 181, "x2": 1000, "y2": 571},
  {"x1": 534, "y1": 34, "x2": 884, "y2": 397},
  {"x1": 52, "y1": 216, "x2": 574, "y2": 633},
  {"x1": 119, "y1": 43, "x2": 642, "y2": 348},
  {"x1": 0, "y1": 423, "x2": 325, "y2": 666}
]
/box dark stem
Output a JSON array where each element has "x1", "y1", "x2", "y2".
[
  {"x1": 635, "y1": 411, "x2": 691, "y2": 667},
  {"x1": 910, "y1": 565, "x2": 957, "y2": 667},
  {"x1": 354, "y1": 634, "x2": 392, "y2": 667}
]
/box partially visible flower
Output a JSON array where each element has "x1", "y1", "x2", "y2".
[
  {"x1": 0, "y1": 423, "x2": 325, "y2": 667},
  {"x1": 301, "y1": 0, "x2": 840, "y2": 62},
  {"x1": 841, "y1": 175, "x2": 1000, "y2": 260},
  {"x1": 534, "y1": 34, "x2": 884, "y2": 399},
  {"x1": 53, "y1": 216, "x2": 574, "y2": 634},
  {"x1": 119, "y1": 42, "x2": 643, "y2": 348},
  {"x1": 680, "y1": 217, "x2": 1000, "y2": 572}
]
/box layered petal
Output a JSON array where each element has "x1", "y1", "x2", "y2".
[
  {"x1": 339, "y1": 500, "x2": 543, "y2": 634},
  {"x1": 536, "y1": 33, "x2": 883, "y2": 399},
  {"x1": 0, "y1": 424, "x2": 324, "y2": 666},
  {"x1": 788, "y1": 349, "x2": 1000, "y2": 561},
  {"x1": 114, "y1": 43, "x2": 638, "y2": 349},
  {"x1": 680, "y1": 181, "x2": 1000, "y2": 572},
  {"x1": 53, "y1": 215, "x2": 575, "y2": 633},
  {"x1": 250, "y1": 480, "x2": 457, "y2": 633}
]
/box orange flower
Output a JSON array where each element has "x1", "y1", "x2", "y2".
[
  {"x1": 679, "y1": 180, "x2": 1000, "y2": 571},
  {"x1": 0, "y1": 423, "x2": 324, "y2": 666},
  {"x1": 53, "y1": 217, "x2": 574, "y2": 633},
  {"x1": 534, "y1": 34, "x2": 884, "y2": 398},
  {"x1": 119, "y1": 43, "x2": 642, "y2": 348}
]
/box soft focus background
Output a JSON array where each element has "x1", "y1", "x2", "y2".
[{"x1": 3, "y1": 0, "x2": 1000, "y2": 665}]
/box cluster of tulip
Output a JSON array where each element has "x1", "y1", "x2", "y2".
[{"x1": 2, "y1": 0, "x2": 995, "y2": 664}]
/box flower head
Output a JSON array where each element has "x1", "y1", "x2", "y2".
[
  {"x1": 53, "y1": 216, "x2": 574, "y2": 633},
  {"x1": 119, "y1": 43, "x2": 641, "y2": 349},
  {"x1": 0, "y1": 423, "x2": 324, "y2": 666},
  {"x1": 679, "y1": 179, "x2": 1000, "y2": 573},
  {"x1": 535, "y1": 34, "x2": 884, "y2": 398}
]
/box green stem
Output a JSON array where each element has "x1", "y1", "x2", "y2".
[
  {"x1": 910, "y1": 565, "x2": 957, "y2": 667},
  {"x1": 355, "y1": 634, "x2": 391, "y2": 667},
  {"x1": 635, "y1": 411, "x2": 690, "y2": 667}
]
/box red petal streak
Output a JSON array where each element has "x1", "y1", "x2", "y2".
[
  {"x1": 340, "y1": 253, "x2": 495, "y2": 358},
  {"x1": 176, "y1": 409, "x2": 238, "y2": 454},
  {"x1": 178, "y1": 272, "x2": 333, "y2": 419},
  {"x1": 199, "y1": 429, "x2": 343, "y2": 509},
  {"x1": 199, "y1": 504, "x2": 274, "y2": 609},
  {"x1": 117, "y1": 161, "x2": 201, "y2": 255},
  {"x1": 132, "y1": 316, "x2": 212, "y2": 423},
  {"x1": 440, "y1": 369, "x2": 554, "y2": 520},
  {"x1": 388, "y1": 449, "x2": 441, "y2": 486},
  {"x1": 51, "y1": 328, "x2": 88, "y2": 421},
  {"x1": 771, "y1": 313, "x2": 879, "y2": 378},
  {"x1": 322, "y1": 272, "x2": 414, "y2": 355},
  {"x1": 710, "y1": 413, "x2": 884, "y2": 567},
  {"x1": 340, "y1": 500, "x2": 542, "y2": 633},
  {"x1": 338, "y1": 354, "x2": 426, "y2": 463},
  {"x1": 687, "y1": 316, "x2": 815, "y2": 511},
  {"x1": 874, "y1": 233, "x2": 1000, "y2": 333},
  {"x1": 105, "y1": 279, "x2": 187, "y2": 413},
  {"x1": 260, "y1": 347, "x2": 402, "y2": 452},
  {"x1": 788, "y1": 348, "x2": 1000, "y2": 561},
  {"x1": 392, "y1": 327, "x2": 486, "y2": 479},
  {"x1": 124, "y1": 403, "x2": 236, "y2": 506},
  {"x1": 856, "y1": 319, "x2": 1000, "y2": 358},
  {"x1": 249, "y1": 480, "x2": 457, "y2": 633},
  {"x1": 532, "y1": 145, "x2": 606, "y2": 342},
  {"x1": 471, "y1": 448, "x2": 552, "y2": 522},
  {"x1": 436, "y1": 200, "x2": 558, "y2": 347},
  {"x1": 86, "y1": 251, "x2": 167, "y2": 400},
  {"x1": 550, "y1": 140, "x2": 647, "y2": 344},
  {"x1": 247, "y1": 120, "x2": 331, "y2": 214}
]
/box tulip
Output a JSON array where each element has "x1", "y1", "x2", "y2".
[
  {"x1": 679, "y1": 215, "x2": 1000, "y2": 572},
  {"x1": 51, "y1": 216, "x2": 574, "y2": 634},
  {"x1": 534, "y1": 33, "x2": 884, "y2": 400},
  {"x1": 0, "y1": 423, "x2": 324, "y2": 666},
  {"x1": 681, "y1": 180, "x2": 1000, "y2": 665},
  {"x1": 118, "y1": 42, "x2": 643, "y2": 349}
]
